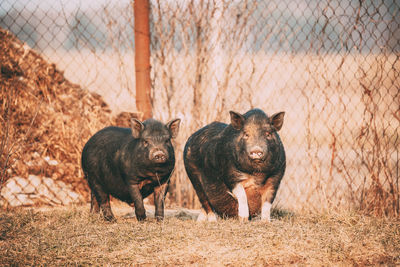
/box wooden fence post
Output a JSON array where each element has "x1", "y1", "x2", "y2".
[{"x1": 134, "y1": 0, "x2": 152, "y2": 120}]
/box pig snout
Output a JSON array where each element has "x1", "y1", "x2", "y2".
[
  {"x1": 151, "y1": 150, "x2": 168, "y2": 163},
  {"x1": 248, "y1": 146, "x2": 265, "y2": 161}
]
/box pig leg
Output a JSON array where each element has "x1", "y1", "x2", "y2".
[
  {"x1": 260, "y1": 175, "x2": 282, "y2": 222},
  {"x1": 127, "y1": 181, "x2": 146, "y2": 221},
  {"x1": 154, "y1": 182, "x2": 169, "y2": 221},
  {"x1": 89, "y1": 181, "x2": 115, "y2": 221},
  {"x1": 185, "y1": 166, "x2": 216, "y2": 221},
  {"x1": 191, "y1": 179, "x2": 218, "y2": 222},
  {"x1": 232, "y1": 183, "x2": 249, "y2": 222},
  {"x1": 84, "y1": 172, "x2": 102, "y2": 215},
  {"x1": 90, "y1": 190, "x2": 100, "y2": 213},
  {"x1": 100, "y1": 194, "x2": 115, "y2": 222},
  {"x1": 261, "y1": 201, "x2": 272, "y2": 222},
  {"x1": 243, "y1": 184, "x2": 262, "y2": 219}
]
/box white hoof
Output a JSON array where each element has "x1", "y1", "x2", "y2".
[
  {"x1": 196, "y1": 209, "x2": 207, "y2": 222},
  {"x1": 239, "y1": 216, "x2": 249, "y2": 222},
  {"x1": 207, "y1": 212, "x2": 217, "y2": 222}
]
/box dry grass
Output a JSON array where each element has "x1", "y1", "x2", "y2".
[{"x1": 0, "y1": 205, "x2": 399, "y2": 266}]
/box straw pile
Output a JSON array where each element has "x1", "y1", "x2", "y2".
[{"x1": 0, "y1": 28, "x2": 116, "y2": 203}]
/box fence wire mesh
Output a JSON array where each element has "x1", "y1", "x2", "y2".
[{"x1": 1, "y1": 0, "x2": 399, "y2": 215}]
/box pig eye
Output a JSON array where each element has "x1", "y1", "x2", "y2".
[
  {"x1": 243, "y1": 132, "x2": 249, "y2": 139},
  {"x1": 143, "y1": 140, "x2": 149, "y2": 147},
  {"x1": 265, "y1": 132, "x2": 272, "y2": 139}
]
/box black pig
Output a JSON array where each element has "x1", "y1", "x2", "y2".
[
  {"x1": 82, "y1": 118, "x2": 180, "y2": 221},
  {"x1": 184, "y1": 108, "x2": 285, "y2": 222}
]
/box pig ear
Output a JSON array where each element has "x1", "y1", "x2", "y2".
[
  {"x1": 130, "y1": 118, "x2": 144, "y2": 138},
  {"x1": 271, "y1": 112, "x2": 285, "y2": 131},
  {"x1": 229, "y1": 111, "x2": 245, "y2": 130},
  {"x1": 167, "y1": 118, "x2": 181, "y2": 139}
]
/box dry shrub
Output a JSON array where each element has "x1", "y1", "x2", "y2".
[
  {"x1": 356, "y1": 70, "x2": 400, "y2": 217},
  {"x1": 0, "y1": 28, "x2": 113, "y2": 201}
]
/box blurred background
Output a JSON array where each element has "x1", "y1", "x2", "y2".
[{"x1": 1, "y1": 0, "x2": 399, "y2": 216}]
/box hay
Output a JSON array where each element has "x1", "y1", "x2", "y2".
[{"x1": 0, "y1": 28, "x2": 116, "y2": 203}]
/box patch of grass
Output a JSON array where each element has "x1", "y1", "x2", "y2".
[{"x1": 0, "y1": 206, "x2": 399, "y2": 266}]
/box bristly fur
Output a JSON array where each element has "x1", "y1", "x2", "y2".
[
  {"x1": 184, "y1": 108, "x2": 285, "y2": 220},
  {"x1": 82, "y1": 118, "x2": 180, "y2": 221}
]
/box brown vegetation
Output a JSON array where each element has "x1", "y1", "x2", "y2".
[{"x1": 0, "y1": 28, "x2": 113, "y2": 201}]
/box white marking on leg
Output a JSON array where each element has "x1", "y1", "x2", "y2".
[
  {"x1": 197, "y1": 208, "x2": 207, "y2": 222},
  {"x1": 261, "y1": 201, "x2": 272, "y2": 222},
  {"x1": 232, "y1": 183, "x2": 249, "y2": 221}
]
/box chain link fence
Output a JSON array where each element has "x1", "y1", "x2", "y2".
[{"x1": 1, "y1": 0, "x2": 399, "y2": 215}]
